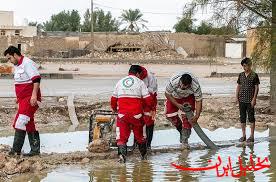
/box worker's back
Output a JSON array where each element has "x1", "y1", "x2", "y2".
[{"x1": 111, "y1": 75, "x2": 150, "y2": 116}]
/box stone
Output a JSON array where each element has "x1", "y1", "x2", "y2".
[
  {"x1": 58, "y1": 98, "x2": 65, "y2": 102},
  {"x1": 88, "y1": 139, "x2": 110, "y2": 153},
  {"x1": 18, "y1": 161, "x2": 31, "y2": 173},
  {"x1": 33, "y1": 161, "x2": 46, "y2": 171},
  {"x1": 4, "y1": 161, "x2": 19, "y2": 175},
  {"x1": 81, "y1": 158, "x2": 90, "y2": 163},
  {"x1": 176, "y1": 47, "x2": 188, "y2": 58},
  {"x1": 0, "y1": 153, "x2": 6, "y2": 162}
]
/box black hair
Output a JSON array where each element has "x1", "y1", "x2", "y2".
[
  {"x1": 241, "y1": 57, "x2": 252, "y2": 66},
  {"x1": 4, "y1": 46, "x2": 21, "y2": 56},
  {"x1": 129, "y1": 65, "x2": 142, "y2": 75},
  {"x1": 180, "y1": 74, "x2": 192, "y2": 86}
]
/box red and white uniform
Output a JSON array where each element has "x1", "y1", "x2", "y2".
[
  {"x1": 111, "y1": 74, "x2": 153, "y2": 145},
  {"x1": 13, "y1": 56, "x2": 41, "y2": 132},
  {"x1": 140, "y1": 66, "x2": 158, "y2": 126},
  {"x1": 165, "y1": 72, "x2": 202, "y2": 129}
]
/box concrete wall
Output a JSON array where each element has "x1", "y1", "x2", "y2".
[
  {"x1": 0, "y1": 32, "x2": 226, "y2": 57},
  {"x1": 21, "y1": 26, "x2": 37, "y2": 37},
  {"x1": 168, "y1": 33, "x2": 225, "y2": 57},
  {"x1": 0, "y1": 26, "x2": 37, "y2": 37},
  {"x1": 0, "y1": 36, "x2": 8, "y2": 55},
  {"x1": 0, "y1": 11, "x2": 13, "y2": 26},
  {"x1": 80, "y1": 33, "x2": 225, "y2": 57},
  {"x1": 29, "y1": 37, "x2": 79, "y2": 56},
  {"x1": 225, "y1": 43, "x2": 243, "y2": 58}
]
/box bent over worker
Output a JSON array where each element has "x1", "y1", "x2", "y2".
[
  {"x1": 111, "y1": 65, "x2": 153, "y2": 163},
  {"x1": 4, "y1": 46, "x2": 41, "y2": 156},
  {"x1": 165, "y1": 72, "x2": 203, "y2": 149}
]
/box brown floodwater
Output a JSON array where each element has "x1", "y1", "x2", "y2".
[{"x1": 2, "y1": 127, "x2": 275, "y2": 182}]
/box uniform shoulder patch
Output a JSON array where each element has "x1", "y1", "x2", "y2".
[{"x1": 122, "y1": 77, "x2": 135, "y2": 88}]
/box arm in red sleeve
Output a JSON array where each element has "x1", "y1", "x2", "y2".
[
  {"x1": 110, "y1": 96, "x2": 118, "y2": 112},
  {"x1": 143, "y1": 95, "x2": 154, "y2": 112}
]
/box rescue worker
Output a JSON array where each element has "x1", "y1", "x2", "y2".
[
  {"x1": 139, "y1": 66, "x2": 158, "y2": 149},
  {"x1": 4, "y1": 46, "x2": 41, "y2": 156},
  {"x1": 165, "y1": 72, "x2": 203, "y2": 149},
  {"x1": 111, "y1": 65, "x2": 153, "y2": 163}
]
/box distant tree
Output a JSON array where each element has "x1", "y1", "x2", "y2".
[
  {"x1": 209, "y1": 26, "x2": 238, "y2": 35},
  {"x1": 43, "y1": 10, "x2": 81, "y2": 31},
  {"x1": 120, "y1": 9, "x2": 148, "y2": 32},
  {"x1": 70, "y1": 10, "x2": 81, "y2": 31},
  {"x1": 174, "y1": 13, "x2": 195, "y2": 33},
  {"x1": 194, "y1": 21, "x2": 213, "y2": 35},
  {"x1": 174, "y1": 13, "x2": 238, "y2": 35},
  {"x1": 81, "y1": 9, "x2": 119, "y2": 32}
]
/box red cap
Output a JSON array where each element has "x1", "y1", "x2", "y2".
[{"x1": 140, "y1": 66, "x2": 148, "y2": 80}]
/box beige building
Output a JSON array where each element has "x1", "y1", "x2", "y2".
[{"x1": 0, "y1": 11, "x2": 37, "y2": 37}]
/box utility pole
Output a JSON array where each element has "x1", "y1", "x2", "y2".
[{"x1": 90, "y1": 0, "x2": 94, "y2": 58}]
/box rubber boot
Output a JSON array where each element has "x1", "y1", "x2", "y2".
[
  {"x1": 9, "y1": 130, "x2": 26, "y2": 156},
  {"x1": 176, "y1": 125, "x2": 182, "y2": 143},
  {"x1": 118, "y1": 145, "x2": 127, "y2": 163},
  {"x1": 181, "y1": 128, "x2": 191, "y2": 150},
  {"x1": 146, "y1": 125, "x2": 154, "y2": 150},
  {"x1": 23, "y1": 131, "x2": 40, "y2": 156},
  {"x1": 138, "y1": 142, "x2": 147, "y2": 160},
  {"x1": 132, "y1": 139, "x2": 138, "y2": 151}
]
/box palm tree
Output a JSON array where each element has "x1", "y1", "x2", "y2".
[{"x1": 120, "y1": 9, "x2": 148, "y2": 32}]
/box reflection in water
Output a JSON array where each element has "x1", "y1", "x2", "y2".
[
  {"x1": 268, "y1": 127, "x2": 276, "y2": 182},
  {"x1": 132, "y1": 161, "x2": 153, "y2": 181},
  {"x1": 236, "y1": 145, "x2": 255, "y2": 182},
  {"x1": 41, "y1": 141, "x2": 271, "y2": 182},
  {"x1": 28, "y1": 128, "x2": 274, "y2": 182}
]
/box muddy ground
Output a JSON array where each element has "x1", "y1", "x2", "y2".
[
  {"x1": 0, "y1": 95, "x2": 274, "y2": 137},
  {"x1": 0, "y1": 94, "x2": 274, "y2": 181}
]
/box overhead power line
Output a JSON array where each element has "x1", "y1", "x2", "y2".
[{"x1": 94, "y1": 2, "x2": 181, "y2": 15}]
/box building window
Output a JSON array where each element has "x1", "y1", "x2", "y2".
[
  {"x1": 15, "y1": 30, "x2": 20, "y2": 36},
  {"x1": 0, "y1": 30, "x2": 5, "y2": 36}
]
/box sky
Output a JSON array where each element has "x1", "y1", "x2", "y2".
[{"x1": 0, "y1": 0, "x2": 212, "y2": 31}]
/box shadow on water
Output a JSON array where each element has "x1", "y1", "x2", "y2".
[{"x1": 5, "y1": 127, "x2": 276, "y2": 182}]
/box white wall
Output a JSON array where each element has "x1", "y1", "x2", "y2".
[
  {"x1": 0, "y1": 26, "x2": 37, "y2": 37},
  {"x1": 0, "y1": 11, "x2": 13, "y2": 26},
  {"x1": 21, "y1": 26, "x2": 37, "y2": 37},
  {"x1": 225, "y1": 43, "x2": 243, "y2": 59}
]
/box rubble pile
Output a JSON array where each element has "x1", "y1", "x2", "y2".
[
  {"x1": 83, "y1": 49, "x2": 185, "y2": 60},
  {"x1": 88, "y1": 139, "x2": 110, "y2": 153},
  {"x1": 0, "y1": 145, "x2": 46, "y2": 178},
  {"x1": 0, "y1": 64, "x2": 13, "y2": 74}
]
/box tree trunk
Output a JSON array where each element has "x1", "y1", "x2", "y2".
[{"x1": 271, "y1": 0, "x2": 276, "y2": 114}]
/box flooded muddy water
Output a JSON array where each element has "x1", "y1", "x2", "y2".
[{"x1": 2, "y1": 127, "x2": 275, "y2": 182}]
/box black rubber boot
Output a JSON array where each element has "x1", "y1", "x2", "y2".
[
  {"x1": 118, "y1": 145, "x2": 127, "y2": 163},
  {"x1": 23, "y1": 131, "x2": 40, "y2": 157},
  {"x1": 132, "y1": 139, "x2": 138, "y2": 151},
  {"x1": 176, "y1": 125, "x2": 182, "y2": 143},
  {"x1": 9, "y1": 130, "x2": 26, "y2": 156},
  {"x1": 181, "y1": 128, "x2": 191, "y2": 150},
  {"x1": 146, "y1": 125, "x2": 154, "y2": 149},
  {"x1": 138, "y1": 142, "x2": 147, "y2": 160}
]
